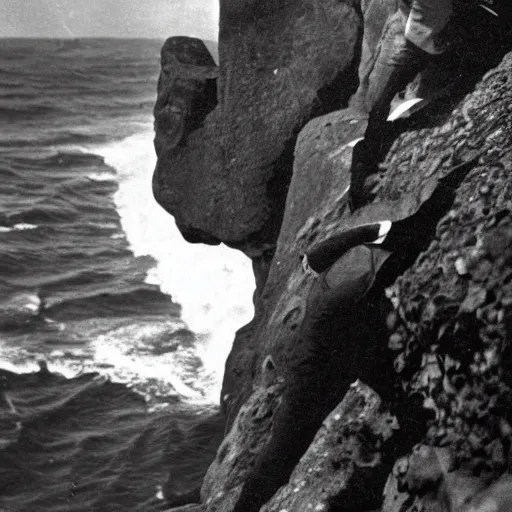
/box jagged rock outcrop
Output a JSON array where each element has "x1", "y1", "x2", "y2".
[
  {"x1": 378, "y1": 51, "x2": 512, "y2": 512},
  {"x1": 261, "y1": 381, "x2": 398, "y2": 512},
  {"x1": 154, "y1": 1, "x2": 512, "y2": 511},
  {"x1": 199, "y1": 374, "x2": 285, "y2": 511},
  {"x1": 153, "y1": 37, "x2": 218, "y2": 158},
  {"x1": 153, "y1": 0, "x2": 362, "y2": 252}
]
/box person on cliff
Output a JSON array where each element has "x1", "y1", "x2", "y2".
[
  {"x1": 232, "y1": 212, "x2": 433, "y2": 512},
  {"x1": 367, "y1": 0, "x2": 454, "y2": 138},
  {"x1": 349, "y1": 0, "x2": 512, "y2": 211},
  {"x1": 232, "y1": 151, "x2": 485, "y2": 512},
  {"x1": 349, "y1": 0, "x2": 454, "y2": 211}
]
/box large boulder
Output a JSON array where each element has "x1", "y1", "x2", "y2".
[{"x1": 153, "y1": 0, "x2": 362, "y2": 253}]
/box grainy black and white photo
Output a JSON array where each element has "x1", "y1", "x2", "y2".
[{"x1": 1, "y1": 1, "x2": 512, "y2": 511}]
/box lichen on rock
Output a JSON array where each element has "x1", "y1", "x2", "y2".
[
  {"x1": 386, "y1": 61, "x2": 512, "y2": 471},
  {"x1": 261, "y1": 381, "x2": 399, "y2": 512},
  {"x1": 378, "y1": 52, "x2": 512, "y2": 512}
]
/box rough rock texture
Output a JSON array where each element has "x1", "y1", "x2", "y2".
[
  {"x1": 153, "y1": 37, "x2": 218, "y2": 158},
  {"x1": 261, "y1": 381, "x2": 398, "y2": 512},
  {"x1": 153, "y1": 0, "x2": 362, "y2": 251},
  {"x1": 377, "y1": 52, "x2": 512, "y2": 512},
  {"x1": 153, "y1": 1, "x2": 512, "y2": 511},
  {"x1": 201, "y1": 376, "x2": 286, "y2": 511},
  {"x1": 350, "y1": 0, "x2": 401, "y2": 111},
  {"x1": 382, "y1": 445, "x2": 512, "y2": 512}
]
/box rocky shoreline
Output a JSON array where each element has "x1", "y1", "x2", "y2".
[{"x1": 155, "y1": 1, "x2": 512, "y2": 511}]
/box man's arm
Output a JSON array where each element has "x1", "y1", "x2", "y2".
[{"x1": 306, "y1": 221, "x2": 392, "y2": 274}]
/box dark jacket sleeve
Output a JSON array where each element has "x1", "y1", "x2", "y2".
[{"x1": 306, "y1": 222, "x2": 386, "y2": 274}]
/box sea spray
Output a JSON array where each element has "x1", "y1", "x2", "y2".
[
  {"x1": 0, "y1": 39, "x2": 230, "y2": 511},
  {"x1": 95, "y1": 127, "x2": 255, "y2": 401}
]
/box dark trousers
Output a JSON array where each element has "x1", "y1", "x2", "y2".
[
  {"x1": 349, "y1": 37, "x2": 434, "y2": 210},
  {"x1": 365, "y1": 37, "x2": 432, "y2": 144},
  {"x1": 365, "y1": 3, "x2": 512, "y2": 145}
]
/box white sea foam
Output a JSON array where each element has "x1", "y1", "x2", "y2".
[
  {"x1": 87, "y1": 172, "x2": 116, "y2": 182},
  {"x1": 92, "y1": 128, "x2": 255, "y2": 402},
  {"x1": 86, "y1": 221, "x2": 118, "y2": 230},
  {"x1": 0, "y1": 223, "x2": 38, "y2": 233},
  {"x1": 90, "y1": 321, "x2": 206, "y2": 401},
  {"x1": 0, "y1": 357, "x2": 76, "y2": 381},
  {"x1": 1, "y1": 292, "x2": 41, "y2": 314},
  {"x1": 14, "y1": 223, "x2": 38, "y2": 230},
  {"x1": 0, "y1": 359, "x2": 39, "y2": 375}
]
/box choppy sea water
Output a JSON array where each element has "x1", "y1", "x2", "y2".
[{"x1": 0, "y1": 38, "x2": 252, "y2": 511}]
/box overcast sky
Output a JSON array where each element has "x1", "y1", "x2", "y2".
[{"x1": 1, "y1": 0, "x2": 219, "y2": 40}]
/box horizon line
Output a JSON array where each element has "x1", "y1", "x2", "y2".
[{"x1": 0, "y1": 36, "x2": 218, "y2": 42}]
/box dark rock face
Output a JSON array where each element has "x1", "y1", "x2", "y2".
[
  {"x1": 163, "y1": 412, "x2": 225, "y2": 508},
  {"x1": 350, "y1": 0, "x2": 401, "y2": 111},
  {"x1": 213, "y1": 99, "x2": 467, "y2": 511},
  {"x1": 153, "y1": 37, "x2": 218, "y2": 157},
  {"x1": 152, "y1": 37, "x2": 219, "y2": 244},
  {"x1": 152, "y1": 0, "x2": 362, "y2": 251},
  {"x1": 378, "y1": 53, "x2": 512, "y2": 512},
  {"x1": 261, "y1": 381, "x2": 398, "y2": 512},
  {"x1": 215, "y1": 47, "x2": 512, "y2": 512},
  {"x1": 221, "y1": 108, "x2": 367, "y2": 422},
  {"x1": 201, "y1": 377, "x2": 286, "y2": 511},
  {"x1": 153, "y1": 1, "x2": 512, "y2": 511}
]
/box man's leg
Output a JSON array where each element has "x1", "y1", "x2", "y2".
[
  {"x1": 365, "y1": 37, "x2": 432, "y2": 146},
  {"x1": 349, "y1": 37, "x2": 433, "y2": 211}
]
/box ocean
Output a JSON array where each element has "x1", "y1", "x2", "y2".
[{"x1": 0, "y1": 38, "x2": 253, "y2": 511}]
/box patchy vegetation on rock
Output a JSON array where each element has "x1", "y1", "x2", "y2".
[
  {"x1": 385, "y1": 55, "x2": 512, "y2": 471},
  {"x1": 377, "y1": 50, "x2": 512, "y2": 512}
]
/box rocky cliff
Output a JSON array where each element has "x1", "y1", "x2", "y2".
[{"x1": 155, "y1": 1, "x2": 512, "y2": 511}]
